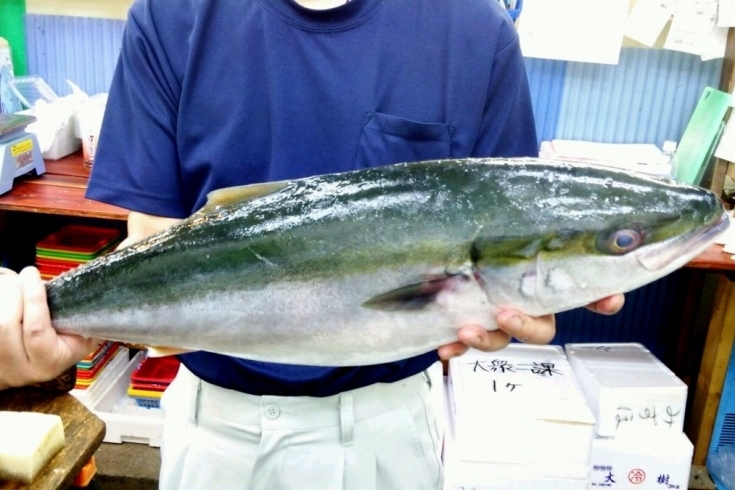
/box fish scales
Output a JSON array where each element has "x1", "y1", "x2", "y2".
[{"x1": 46, "y1": 158, "x2": 728, "y2": 366}]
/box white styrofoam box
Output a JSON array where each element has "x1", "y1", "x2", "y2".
[
  {"x1": 19, "y1": 107, "x2": 81, "y2": 160},
  {"x1": 90, "y1": 350, "x2": 165, "y2": 447},
  {"x1": 71, "y1": 345, "x2": 130, "y2": 409},
  {"x1": 587, "y1": 431, "x2": 693, "y2": 489},
  {"x1": 442, "y1": 398, "x2": 589, "y2": 490},
  {"x1": 564, "y1": 343, "x2": 688, "y2": 437},
  {"x1": 448, "y1": 345, "x2": 595, "y2": 472}
]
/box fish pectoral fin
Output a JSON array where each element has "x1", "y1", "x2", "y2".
[
  {"x1": 200, "y1": 181, "x2": 290, "y2": 212},
  {"x1": 146, "y1": 346, "x2": 195, "y2": 357},
  {"x1": 363, "y1": 276, "x2": 466, "y2": 311}
]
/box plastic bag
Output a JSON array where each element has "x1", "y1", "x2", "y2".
[{"x1": 708, "y1": 445, "x2": 735, "y2": 490}]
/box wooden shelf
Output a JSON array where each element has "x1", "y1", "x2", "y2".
[
  {"x1": 686, "y1": 243, "x2": 735, "y2": 272},
  {"x1": 0, "y1": 152, "x2": 128, "y2": 221}
]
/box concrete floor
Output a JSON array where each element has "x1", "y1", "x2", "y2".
[{"x1": 92, "y1": 443, "x2": 160, "y2": 490}]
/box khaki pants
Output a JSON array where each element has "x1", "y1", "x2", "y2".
[{"x1": 159, "y1": 365, "x2": 443, "y2": 490}]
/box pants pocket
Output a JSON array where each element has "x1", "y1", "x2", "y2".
[{"x1": 369, "y1": 404, "x2": 443, "y2": 490}]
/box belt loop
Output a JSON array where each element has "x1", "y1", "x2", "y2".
[
  {"x1": 191, "y1": 378, "x2": 202, "y2": 427},
  {"x1": 339, "y1": 394, "x2": 354, "y2": 447}
]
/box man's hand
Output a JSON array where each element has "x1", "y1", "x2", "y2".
[
  {"x1": 0, "y1": 267, "x2": 99, "y2": 390},
  {"x1": 0, "y1": 211, "x2": 181, "y2": 391},
  {"x1": 437, "y1": 293, "x2": 625, "y2": 360}
]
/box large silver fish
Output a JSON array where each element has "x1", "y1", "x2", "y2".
[{"x1": 47, "y1": 158, "x2": 728, "y2": 366}]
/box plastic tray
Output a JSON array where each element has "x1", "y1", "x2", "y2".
[
  {"x1": 7, "y1": 75, "x2": 58, "y2": 108},
  {"x1": 131, "y1": 356, "x2": 180, "y2": 386},
  {"x1": 133, "y1": 397, "x2": 162, "y2": 409},
  {"x1": 77, "y1": 341, "x2": 117, "y2": 369},
  {"x1": 36, "y1": 224, "x2": 122, "y2": 258},
  {"x1": 128, "y1": 385, "x2": 164, "y2": 409},
  {"x1": 76, "y1": 343, "x2": 121, "y2": 383}
]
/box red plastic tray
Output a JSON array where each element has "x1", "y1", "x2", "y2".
[
  {"x1": 36, "y1": 256, "x2": 85, "y2": 268},
  {"x1": 36, "y1": 224, "x2": 122, "y2": 255},
  {"x1": 130, "y1": 356, "x2": 181, "y2": 385}
]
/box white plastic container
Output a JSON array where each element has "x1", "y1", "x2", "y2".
[
  {"x1": 72, "y1": 350, "x2": 165, "y2": 447},
  {"x1": 71, "y1": 345, "x2": 130, "y2": 409},
  {"x1": 20, "y1": 107, "x2": 81, "y2": 160},
  {"x1": 75, "y1": 94, "x2": 107, "y2": 169},
  {"x1": 564, "y1": 343, "x2": 688, "y2": 437}
]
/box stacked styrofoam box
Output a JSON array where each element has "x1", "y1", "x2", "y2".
[
  {"x1": 444, "y1": 344, "x2": 595, "y2": 489},
  {"x1": 564, "y1": 343, "x2": 693, "y2": 490}
]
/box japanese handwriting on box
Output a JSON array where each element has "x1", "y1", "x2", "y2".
[
  {"x1": 656, "y1": 473, "x2": 681, "y2": 489},
  {"x1": 614, "y1": 403, "x2": 682, "y2": 430},
  {"x1": 461, "y1": 357, "x2": 567, "y2": 395}
]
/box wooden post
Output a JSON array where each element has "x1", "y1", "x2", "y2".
[{"x1": 686, "y1": 273, "x2": 735, "y2": 465}]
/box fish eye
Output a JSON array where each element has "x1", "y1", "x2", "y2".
[{"x1": 598, "y1": 228, "x2": 643, "y2": 255}]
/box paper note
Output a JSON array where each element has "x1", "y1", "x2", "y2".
[
  {"x1": 700, "y1": 25, "x2": 729, "y2": 60},
  {"x1": 625, "y1": 0, "x2": 673, "y2": 46},
  {"x1": 719, "y1": 0, "x2": 735, "y2": 26},
  {"x1": 664, "y1": 0, "x2": 719, "y2": 55},
  {"x1": 517, "y1": 0, "x2": 629, "y2": 64}
]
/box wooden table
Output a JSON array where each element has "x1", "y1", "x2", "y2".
[
  {"x1": 0, "y1": 389, "x2": 106, "y2": 490},
  {"x1": 0, "y1": 153, "x2": 127, "y2": 220}
]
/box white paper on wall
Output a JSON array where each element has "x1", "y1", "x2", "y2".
[{"x1": 517, "y1": 0, "x2": 629, "y2": 64}]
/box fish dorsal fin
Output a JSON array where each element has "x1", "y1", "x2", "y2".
[{"x1": 200, "y1": 182, "x2": 289, "y2": 213}]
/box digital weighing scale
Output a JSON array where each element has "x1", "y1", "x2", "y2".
[{"x1": 0, "y1": 113, "x2": 45, "y2": 195}]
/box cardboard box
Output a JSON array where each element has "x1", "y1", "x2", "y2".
[
  {"x1": 448, "y1": 345, "x2": 595, "y2": 473},
  {"x1": 564, "y1": 343, "x2": 688, "y2": 437},
  {"x1": 588, "y1": 431, "x2": 693, "y2": 489}
]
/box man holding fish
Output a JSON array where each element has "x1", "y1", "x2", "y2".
[{"x1": 0, "y1": 0, "x2": 625, "y2": 488}]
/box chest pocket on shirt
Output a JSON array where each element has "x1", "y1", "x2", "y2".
[{"x1": 354, "y1": 112, "x2": 455, "y2": 169}]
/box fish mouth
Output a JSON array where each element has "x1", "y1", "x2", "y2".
[{"x1": 637, "y1": 211, "x2": 730, "y2": 272}]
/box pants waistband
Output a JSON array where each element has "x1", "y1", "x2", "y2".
[{"x1": 174, "y1": 365, "x2": 431, "y2": 431}]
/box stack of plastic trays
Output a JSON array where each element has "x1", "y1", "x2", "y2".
[
  {"x1": 35, "y1": 224, "x2": 122, "y2": 280},
  {"x1": 128, "y1": 356, "x2": 181, "y2": 409},
  {"x1": 75, "y1": 341, "x2": 122, "y2": 390}
]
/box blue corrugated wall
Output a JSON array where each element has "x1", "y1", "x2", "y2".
[
  {"x1": 23, "y1": 14, "x2": 723, "y2": 357},
  {"x1": 25, "y1": 15, "x2": 124, "y2": 97}
]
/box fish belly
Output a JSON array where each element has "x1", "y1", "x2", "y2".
[{"x1": 53, "y1": 268, "x2": 496, "y2": 366}]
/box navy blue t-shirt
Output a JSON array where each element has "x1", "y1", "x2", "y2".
[{"x1": 86, "y1": 0, "x2": 538, "y2": 397}]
